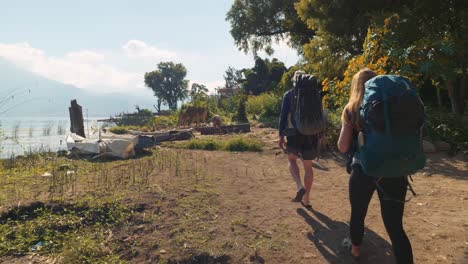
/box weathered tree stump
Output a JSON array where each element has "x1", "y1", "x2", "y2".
[{"x1": 69, "y1": 99, "x2": 85, "y2": 138}]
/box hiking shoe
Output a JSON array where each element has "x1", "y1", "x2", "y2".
[
  {"x1": 292, "y1": 188, "x2": 306, "y2": 202},
  {"x1": 342, "y1": 238, "x2": 360, "y2": 260},
  {"x1": 300, "y1": 200, "x2": 313, "y2": 211}
]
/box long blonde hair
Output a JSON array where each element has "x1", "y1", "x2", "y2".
[{"x1": 341, "y1": 68, "x2": 377, "y2": 130}]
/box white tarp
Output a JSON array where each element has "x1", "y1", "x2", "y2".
[
  {"x1": 66, "y1": 134, "x2": 100, "y2": 154},
  {"x1": 66, "y1": 133, "x2": 136, "y2": 158}
]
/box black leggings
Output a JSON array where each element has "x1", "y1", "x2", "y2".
[{"x1": 349, "y1": 166, "x2": 413, "y2": 264}]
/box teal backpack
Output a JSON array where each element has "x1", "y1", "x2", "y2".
[{"x1": 354, "y1": 75, "x2": 426, "y2": 178}]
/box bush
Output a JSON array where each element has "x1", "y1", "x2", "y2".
[
  {"x1": 258, "y1": 115, "x2": 279, "y2": 129},
  {"x1": 109, "y1": 125, "x2": 143, "y2": 134},
  {"x1": 232, "y1": 95, "x2": 249, "y2": 123},
  {"x1": 261, "y1": 94, "x2": 282, "y2": 118},
  {"x1": 322, "y1": 110, "x2": 342, "y2": 151},
  {"x1": 225, "y1": 137, "x2": 263, "y2": 152},
  {"x1": 246, "y1": 93, "x2": 282, "y2": 128},
  {"x1": 426, "y1": 107, "x2": 468, "y2": 150},
  {"x1": 184, "y1": 138, "x2": 224, "y2": 151},
  {"x1": 246, "y1": 93, "x2": 281, "y2": 118},
  {"x1": 148, "y1": 115, "x2": 177, "y2": 130},
  {"x1": 181, "y1": 136, "x2": 263, "y2": 152}
]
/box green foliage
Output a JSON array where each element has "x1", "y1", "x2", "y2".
[
  {"x1": 232, "y1": 95, "x2": 249, "y2": 124},
  {"x1": 147, "y1": 115, "x2": 177, "y2": 130},
  {"x1": 322, "y1": 110, "x2": 342, "y2": 151},
  {"x1": 144, "y1": 62, "x2": 189, "y2": 111},
  {"x1": 241, "y1": 57, "x2": 287, "y2": 95},
  {"x1": 225, "y1": 137, "x2": 263, "y2": 152},
  {"x1": 302, "y1": 37, "x2": 349, "y2": 80},
  {"x1": 114, "y1": 111, "x2": 154, "y2": 127},
  {"x1": 257, "y1": 115, "x2": 279, "y2": 129},
  {"x1": 295, "y1": 0, "x2": 404, "y2": 79},
  {"x1": 246, "y1": 93, "x2": 278, "y2": 117},
  {"x1": 62, "y1": 229, "x2": 124, "y2": 264},
  {"x1": 181, "y1": 136, "x2": 263, "y2": 152},
  {"x1": 0, "y1": 201, "x2": 130, "y2": 256},
  {"x1": 246, "y1": 92, "x2": 282, "y2": 124},
  {"x1": 226, "y1": 0, "x2": 314, "y2": 55},
  {"x1": 215, "y1": 96, "x2": 238, "y2": 122},
  {"x1": 109, "y1": 125, "x2": 144, "y2": 134},
  {"x1": 224, "y1": 66, "x2": 243, "y2": 90},
  {"x1": 426, "y1": 107, "x2": 468, "y2": 150},
  {"x1": 190, "y1": 83, "x2": 209, "y2": 105},
  {"x1": 183, "y1": 138, "x2": 224, "y2": 151}
]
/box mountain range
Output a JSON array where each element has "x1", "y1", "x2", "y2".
[{"x1": 0, "y1": 59, "x2": 156, "y2": 117}]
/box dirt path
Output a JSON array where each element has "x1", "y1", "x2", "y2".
[
  {"x1": 135, "y1": 126, "x2": 467, "y2": 264},
  {"x1": 200, "y1": 149, "x2": 467, "y2": 264}
]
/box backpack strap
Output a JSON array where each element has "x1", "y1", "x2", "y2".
[
  {"x1": 379, "y1": 90, "x2": 392, "y2": 136},
  {"x1": 374, "y1": 176, "x2": 417, "y2": 203}
]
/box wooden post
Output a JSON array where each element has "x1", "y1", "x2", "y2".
[{"x1": 69, "y1": 99, "x2": 85, "y2": 138}]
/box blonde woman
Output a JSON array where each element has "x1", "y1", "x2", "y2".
[{"x1": 337, "y1": 69, "x2": 413, "y2": 263}]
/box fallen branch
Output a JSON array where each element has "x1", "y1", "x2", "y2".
[{"x1": 422, "y1": 218, "x2": 439, "y2": 227}]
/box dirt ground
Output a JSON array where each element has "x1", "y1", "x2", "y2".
[
  {"x1": 2, "y1": 127, "x2": 467, "y2": 264},
  {"x1": 123, "y1": 127, "x2": 467, "y2": 263}
]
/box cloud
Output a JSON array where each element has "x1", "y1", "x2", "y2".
[
  {"x1": 65, "y1": 50, "x2": 105, "y2": 64},
  {"x1": 0, "y1": 42, "x2": 142, "y2": 94},
  {"x1": 122, "y1": 40, "x2": 178, "y2": 59}
]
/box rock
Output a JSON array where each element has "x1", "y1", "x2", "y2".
[
  {"x1": 58, "y1": 164, "x2": 71, "y2": 171},
  {"x1": 304, "y1": 253, "x2": 317, "y2": 259},
  {"x1": 433, "y1": 141, "x2": 451, "y2": 152},
  {"x1": 422, "y1": 140, "x2": 436, "y2": 153}
]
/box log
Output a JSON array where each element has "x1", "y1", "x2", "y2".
[
  {"x1": 195, "y1": 123, "x2": 251, "y2": 135},
  {"x1": 133, "y1": 130, "x2": 195, "y2": 150},
  {"x1": 128, "y1": 128, "x2": 193, "y2": 137},
  {"x1": 69, "y1": 99, "x2": 85, "y2": 138},
  {"x1": 153, "y1": 130, "x2": 194, "y2": 142}
]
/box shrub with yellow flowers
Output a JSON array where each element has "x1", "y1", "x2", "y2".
[{"x1": 322, "y1": 14, "x2": 423, "y2": 111}]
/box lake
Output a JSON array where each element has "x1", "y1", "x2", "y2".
[{"x1": 0, "y1": 116, "x2": 106, "y2": 158}]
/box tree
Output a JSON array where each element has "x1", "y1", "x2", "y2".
[
  {"x1": 269, "y1": 58, "x2": 287, "y2": 83},
  {"x1": 190, "y1": 83, "x2": 209, "y2": 99},
  {"x1": 295, "y1": 0, "x2": 406, "y2": 79},
  {"x1": 190, "y1": 83, "x2": 209, "y2": 106},
  {"x1": 224, "y1": 66, "x2": 244, "y2": 90},
  {"x1": 226, "y1": 0, "x2": 315, "y2": 55},
  {"x1": 144, "y1": 62, "x2": 189, "y2": 111},
  {"x1": 409, "y1": 0, "x2": 468, "y2": 115},
  {"x1": 233, "y1": 95, "x2": 249, "y2": 123},
  {"x1": 240, "y1": 57, "x2": 287, "y2": 95}
]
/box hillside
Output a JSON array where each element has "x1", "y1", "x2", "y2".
[{"x1": 0, "y1": 59, "x2": 156, "y2": 117}]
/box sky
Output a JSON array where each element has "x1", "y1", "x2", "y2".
[{"x1": 0, "y1": 0, "x2": 300, "y2": 96}]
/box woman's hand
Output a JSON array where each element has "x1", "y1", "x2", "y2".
[{"x1": 279, "y1": 136, "x2": 286, "y2": 151}]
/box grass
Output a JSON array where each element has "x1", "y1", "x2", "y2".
[
  {"x1": 0, "y1": 201, "x2": 130, "y2": 256},
  {"x1": 0, "y1": 148, "x2": 227, "y2": 262},
  {"x1": 109, "y1": 125, "x2": 142, "y2": 135},
  {"x1": 180, "y1": 136, "x2": 263, "y2": 152}
]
